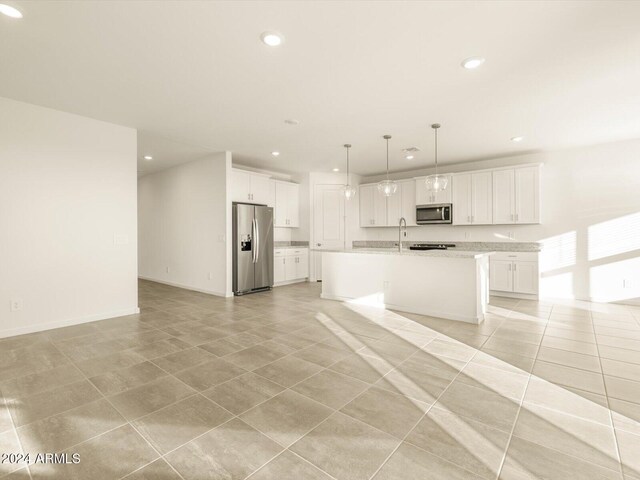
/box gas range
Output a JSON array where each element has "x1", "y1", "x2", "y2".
[{"x1": 408, "y1": 243, "x2": 456, "y2": 251}]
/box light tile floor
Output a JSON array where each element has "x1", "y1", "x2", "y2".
[{"x1": 1, "y1": 280, "x2": 640, "y2": 479}]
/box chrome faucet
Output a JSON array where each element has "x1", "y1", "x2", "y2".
[{"x1": 398, "y1": 217, "x2": 407, "y2": 253}]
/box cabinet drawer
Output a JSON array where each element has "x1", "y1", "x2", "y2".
[
  {"x1": 490, "y1": 252, "x2": 538, "y2": 262},
  {"x1": 274, "y1": 249, "x2": 286, "y2": 257}
]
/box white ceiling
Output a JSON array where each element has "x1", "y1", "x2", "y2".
[{"x1": 1, "y1": 1, "x2": 639, "y2": 176}]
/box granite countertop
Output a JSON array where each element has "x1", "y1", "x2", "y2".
[
  {"x1": 351, "y1": 240, "x2": 541, "y2": 252},
  {"x1": 318, "y1": 248, "x2": 493, "y2": 259}
]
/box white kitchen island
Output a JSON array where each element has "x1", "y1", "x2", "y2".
[{"x1": 321, "y1": 249, "x2": 493, "y2": 324}]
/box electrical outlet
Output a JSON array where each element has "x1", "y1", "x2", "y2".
[
  {"x1": 383, "y1": 281, "x2": 391, "y2": 289},
  {"x1": 464, "y1": 231, "x2": 470, "y2": 240},
  {"x1": 166, "y1": 266, "x2": 170, "y2": 273},
  {"x1": 113, "y1": 234, "x2": 129, "y2": 245},
  {"x1": 10, "y1": 299, "x2": 23, "y2": 312},
  {"x1": 208, "y1": 272, "x2": 213, "y2": 280},
  {"x1": 623, "y1": 279, "x2": 632, "y2": 289},
  {"x1": 508, "y1": 232, "x2": 514, "y2": 240},
  {"x1": 218, "y1": 234, "x2": 225, "y2": 242}
]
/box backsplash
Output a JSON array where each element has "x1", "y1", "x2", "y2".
[{"x1": 274, "y1": 240, "x2": 310, "y2": 247}]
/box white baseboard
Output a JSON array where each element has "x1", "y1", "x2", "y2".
[
  {"x1": 138, "y1": 276, "x2": 229, "y2": 297},
  {"x1": 490, "y1": 290, "x2": 539, "y2": 300},
  {"x1": 0, "y1": 306, "x2": 140, "y2": 339},
  {"x1": 274, "y1": 278, "x2": 308, "y2": 287}
]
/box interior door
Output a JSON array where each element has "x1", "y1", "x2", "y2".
[
  {"x1": 254, "y1": 206, "x2": 273, "y2": 289},
  {"x1": 314, "y1": 184, "x2": 345, "y2": 249},
  {"x1": 233, "y1": 203, "x2": 255, "y2": 293}
]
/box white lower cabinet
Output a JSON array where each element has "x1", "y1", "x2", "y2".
[
  {"x1": 274, "y1": 248, "x2": 309, "y2": 284},
  {"x1": 489, "y1": 252, "x2": 539, "y2": 297}
]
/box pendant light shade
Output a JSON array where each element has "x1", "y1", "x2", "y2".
[
  {"x1": 377, "y1": 135, "x2": 397, "y2": 197},
  {"x1": 425, "y1": 123, "x2": 448, "y2": 193},
  {"x1": 342, "y1": 144, "x2": 357, "y2": 200}
]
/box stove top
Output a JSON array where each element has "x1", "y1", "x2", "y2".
[{"x1": 409, "y1": 243, "x2": 456, "y2": 251}]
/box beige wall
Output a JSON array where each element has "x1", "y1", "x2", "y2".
[{"x1": 0, "y1": 97, "x2": 139, "y2": 338}]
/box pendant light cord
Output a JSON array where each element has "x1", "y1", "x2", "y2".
[
  {"x1": 434, "y1": 127, "x2": 438, "y2": 176},
  {"x1": 386, "y1": 136, "x2": 390, "y2": 180}
]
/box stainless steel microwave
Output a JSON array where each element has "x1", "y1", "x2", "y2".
[{"x1": 416, "y1": 203, "x2": 452, "y2": 224}]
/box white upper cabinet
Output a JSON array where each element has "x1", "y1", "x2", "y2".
[
  {"x1": 415, "y1": 175, "x2": 452, "y2": 205},
  {"x1": 471, "y1": 171, "x2": 493, "y2": 224},
  {"x1": 400, "y1": 180, "x2": 417, "y2": 226},
  {"x1": 231, "y1": 169, "x2": 271, "y2": 205},
  {"x1": 453, "y1": 172, "x2": 492, "y2": 225},
  {"x1": 515, "y1": 166, "x2": 540, "y2": 224},
  {"x1": 492, "y1": 169, "x2": 515, "y2": 224},
  {"x1": 492, "y1": 165, "x2": 541, "y2": 225},
  {"x1": 274, "y1": 181, "x2": 299, "y2": 227},
  {"x1": 359, "y1": 184, "x2": 375, "y2": 227},
  {"x1": 360, "y1": 181, "x2": 414, "y2": 227}
]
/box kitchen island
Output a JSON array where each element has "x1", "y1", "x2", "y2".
[{"x1": 321, "y1": 249, "x2": 493, "y2": 324}]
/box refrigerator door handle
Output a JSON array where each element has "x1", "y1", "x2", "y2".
[
  {"x1": 251, "y1": 218, "x2": 257, "y2": 263},
  {"x1": 255, "y1": 216, "x2": 260, "y2": 263}
]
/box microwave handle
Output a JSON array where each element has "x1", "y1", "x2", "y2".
[{"x1": 441, "y1": 208, "x2": 445, "y2": 221}]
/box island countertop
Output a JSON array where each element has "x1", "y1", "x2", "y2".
[{"x1": 316, "y1": 248, "x2": 494, "y2": 259}]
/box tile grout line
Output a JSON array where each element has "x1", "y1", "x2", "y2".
[
  {"x1": 493, "y1": 302, "x2": 549, "y2": 479},
  {"x1": 366, "y1": 333, "x2": 488, "y2": 480},
  {"x1": 591, "y1": 308, "x2": 626, "y2": 479}
]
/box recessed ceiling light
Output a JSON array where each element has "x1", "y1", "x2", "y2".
[
  {"x1": 0, "y1": 4, "x2": 22, "y2": 18},
  {"x1": 271, "y1": 151, "x2": 280, "y2": 157},
  {"x1": 461, "y1": 57, "x2": 485, "y2": 69},
  {"x1": 261, "y1": 32, "x2": 284, "y2": 47},
  {"x1": 332, "y1": 168, "x2": 339, "y2": 172},
  {"x1": 406, "y1": 155, "x2": 414, "y2": 160},
  {"x1": 511, "y1": 136, "x2": 524, "y2": 142},
  {"x1": 144, "y1": 155, "x2": 153, "y2": 160}
]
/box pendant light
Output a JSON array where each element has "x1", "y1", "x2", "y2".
[
  {"x1": 425, "y1": 123, "x2": 448, "y2": 192},
  {"x1": 377, "y1": 135, "x2": 397, "y2": 197},
  {"x1": 342, "y1": 144, "x2": 357, "y2": 200}
]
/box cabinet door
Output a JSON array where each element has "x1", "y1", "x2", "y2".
[
  {"x1": 250, "y1": 174, "x2": 271, "y2": 205},
  {"x1": 287, "y1": 183, "x2": 300, "y2": 227},
  {"x1": 452, "y1": 174, "x2": 472, "y2": 225},
  {"x1": 492, "y1": 169, "x2": 515, "y2": 224},
  {"x1": 471, "y1": 172, "x2": 493, "y2": 224},
  {"x1": 415, "y1": 177, "x2": 430, "y2": 205},
  {"x1": 433, "y1": 175, "x2": 453, "y2": 204},
  {"x1": 490, "y1": 260, "x2": 513, "y2": 292},
  {"x1": 274, "y1": 182, "x2": 288, "y2": 227},
  {"x1": 284, "y1": 256, "x2": 297, "y2": 281},
  {"x1": 274, "y1": 256, "x2": 286, "y2": 283},
  {"x1": 401, "y1": 180, "x2": 417, "y2": 225},
  {"x1": 373, "y1": 188, "x2": 387, "y2": 226},
  {"x1": 359, "y1": 184, "x2": 375, "y2": 227},
  {"x1": 515, "y1": 166, "x2": 540, "y2": 224},
  {"x1": 513, "y1": 261, "x2": 538, "y2": 294},
  {"x1": 386, "y1": 183, "x2": 402, "y2": 226},
  {"x1": 231, "y1": 170, "x2": 251, "y2": 202},
  {"x1": 296, "y1": 254, "x2": 309, "y2": 279}
]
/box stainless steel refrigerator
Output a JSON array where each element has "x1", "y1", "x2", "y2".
[{"x1": 232, "y1": 203, "x2": 274, "y2": 295}]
